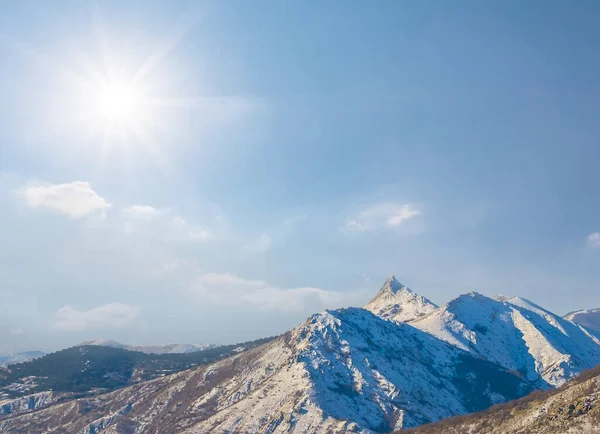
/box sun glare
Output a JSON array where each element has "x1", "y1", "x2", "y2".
[
  {"x1": 95, "y1": 81, "x2": 140, "y2": 122},
  {"x1": 39, "y1": 8, "x2": 204, "y2": 169}
]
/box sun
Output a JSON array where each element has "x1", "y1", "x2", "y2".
[
  {"x1": 36, "y1": 8, "x2": 206, "y2": 168},
  {"x1": 95, "y1": 81, "x2": 140, "y2": 122}
]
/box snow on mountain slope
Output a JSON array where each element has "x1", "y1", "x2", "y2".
[
  {"x1": 565, "y1": 308, "x2": 600, "y2": 335},
  {"x1": 399, "y1": 364, "x2": 600, "y2": 434},
  {"x1": 80, "y1": 339, "x2": 216, "y2": 354},
  {"x1": 364, "y1": 276, "x2": 438, "y2": 322},
  {"x1": 408, "y1": 292, "x2": 600, "y2": 387},
  {"x1": 0, "y1": 391, "x2": 64, "y2": 417},
  {"x1": 0, "y1": 308, "x2": 532, "y2": 433}
]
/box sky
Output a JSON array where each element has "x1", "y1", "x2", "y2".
[{"x1": 1, "y1": 1, "x2": 600, "y2": 353}]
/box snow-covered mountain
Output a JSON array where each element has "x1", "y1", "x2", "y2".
[
  {"x1": 0, "y1": 307, "x2": 532, "y2": 433},
  {"x1": 364, "y1": 276, "x2": 438, "y2": 322},
  {"x1": 79, "y1": 339, "x2": 216, "y2": 354},
  {"x1": 364, "y1": 277, "x2": 600, "y2": 387},
  {"x1": 407, "y1": 292, "x2": 600, "y2": 387},
  {"x1": 564, "y1": 308, "x2": 600, "y2": 335},
  {"x1": 0, "y1": 351, "x2": 46, "y2": 367}
]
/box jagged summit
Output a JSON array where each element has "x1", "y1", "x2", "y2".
[
  {"x1": 364, "y1": 275, "x2": 438, "y2": 322},
  {"x1": 381, "y1": 275, "x2": 407, "y2": 293}
]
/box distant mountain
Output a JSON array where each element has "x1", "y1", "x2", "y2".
[
  {"x1": 564, "y1": 308, "x2": 600, "y2": 336},
  {"x1": 399, "y1": 364, "x2": 600, "y2": 434},
  {"x1": 0, "y1": 351, "x2": 46, "y2": 367},
  {"x1": 79, "y1": 339, "x2": 216, "y2": 354},
  {"x1": 364, "y1": 275, "x2": 438, "y2": 322}
]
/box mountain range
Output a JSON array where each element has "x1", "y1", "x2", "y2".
[
  {"x1": 1, "y1": 276, "x2": 599, "y2": 433},
  {"x1": 79, "y1": 339, "x2": 216, "y2": 354}
]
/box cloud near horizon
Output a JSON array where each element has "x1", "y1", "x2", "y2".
[
  {"x1": 345, "y1": 202, "x2": 420, "y2": 232},
  {"x1": 19, "y1": 181, "x2": 111, "y2": 218},
  {"x1": 52, "y1": 303, "x2": 140, "y2": 331},
  {"x1": 191, "y1": 272, "x2": 369, "y2": 312}
]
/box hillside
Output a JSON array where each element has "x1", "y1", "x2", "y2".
[
  {"x1": 0, "y1": 336, "x2": 273, "y2": 417},
  {"x1": 399, "y1": 365, "x2": 600, "y2": 434}
]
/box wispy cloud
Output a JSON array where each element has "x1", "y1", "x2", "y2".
[
  {"x1": 9, "y1": 328, "x2": 24, "y2": 336},
  {"x1": 191, "y1": 272, "x2": 368, "y2": 312},
  {"x1": 19, "y1": 181, "x2": 111, "y2": 218},
  {"x1": 123, "y1": 204, "x2": 210, "y2": 242},
  {"x1": 52, "y1": 303, "x2": 140, "y2": 331},
  {"x1": 245, "y1": 233, "x2": 272, "y2": 253},
  {"x1": 588, "y1": 232, "x2": 600, "y2": 247},
  {"x1": 345, "y1": 202, "x2": 420, "y2": 232}
]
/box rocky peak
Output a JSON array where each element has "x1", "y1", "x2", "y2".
[{"x1": 364, "y1": 275, "x2": 438, "y2": 322}]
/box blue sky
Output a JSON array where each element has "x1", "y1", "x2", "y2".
[{"x1": 1, "y1": 1, "x2": 600, "y2": 353}]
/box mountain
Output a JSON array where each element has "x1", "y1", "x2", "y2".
[
  {"x1": 79, "y1": 339, "x2": 216, "y2": 354},
  {"x1": 399, "y1": 364, "x2": 600, "y2": 434},
  {"x1": 564, "y1": 308, "x2": 600, "y2": 336},
  {"x1": 0, "y1": 351, "x2": 46, "y2": 367},
  {"x1": 0, "y1": 307, "x2": 533, "y2": 433},
  {"x1": 406, "y1": 292, "x2": 600, "y2": 387},
  {"x1": 2, "y1": 277, "x2": 599, "y2": 433},
  {"x1": 364, "y1": 276, "x2": 438, "y2": 322}
]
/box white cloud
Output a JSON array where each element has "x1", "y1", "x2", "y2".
[
  {"x1": 52, "y1": 303, "x2": 140, "y2": 331},
  {"x1": 19, "y1": 181, "x2": 111, "y2": 218},
  {"x1": 192, "y1": 272, "x2": 368, "y2": 312},
  {"x1": 588, "y1": 232, "x2": 600, "y2": 247},
  {"x1": 9, "y1": 328, "x2": 24, "y2": 336},
  {"x1": 345, "y1": 202, "x2": 420, "y2": 232},
  {"x1": 123, "y1": 205, "x2": 166, "y2": 219}
]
